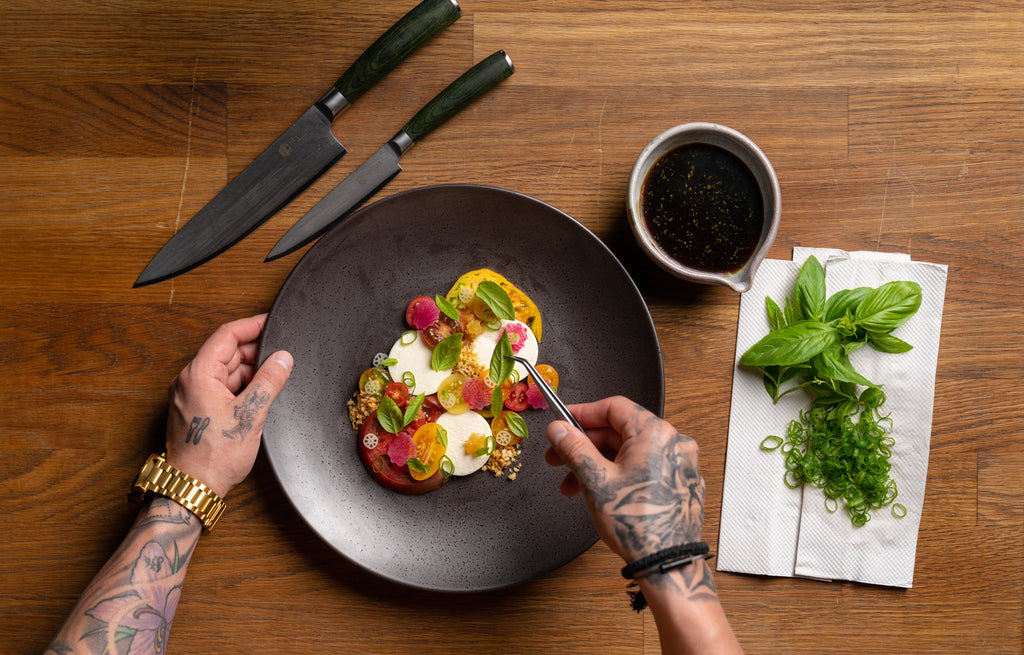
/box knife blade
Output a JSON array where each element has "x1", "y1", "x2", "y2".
[
  {"x1": 134, "y1": 0, "x2": 461, "y2": 287},
  {"x1": 265, "y1": 50, "x2": 514, "y2": 262}
]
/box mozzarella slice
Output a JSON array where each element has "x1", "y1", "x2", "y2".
[
  {"x1": 436, "y1": 411, "x2": 493, "y2": 476},
  {"x1": 467, "y1": 319, "x2": 539, "y2": 382},
  {"x1": 386, "y1": 333, "x2": 451, "y2": 396}
]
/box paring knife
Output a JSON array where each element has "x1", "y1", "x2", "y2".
[
  {"x1": 134, "y1": 0, "x2": 461, "y2": 287},
  {"x1": 265, "y1": 50, "x2": 514, "y2": 261}
]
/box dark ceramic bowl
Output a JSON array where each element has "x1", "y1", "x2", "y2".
[{"x1": 259, "y1": 184, "x2": 663, "y2": 592}]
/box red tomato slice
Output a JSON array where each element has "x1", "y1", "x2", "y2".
[
  {"x1": 357, "y1": 414, "x2": 445, "y2": 495},
  {"x1": 504, "y1": 381, "x2": 529, "y2": 411}
]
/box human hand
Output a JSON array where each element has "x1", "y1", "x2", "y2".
[
  {"x1": 545, "y1": 396, "x2": 706, "y2": 562},
  {"x1": 164, "y1": 314, "x2": 293, "y2": 498}
]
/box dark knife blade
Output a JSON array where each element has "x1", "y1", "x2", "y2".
[
  {"x1": 134, "y1": 0, "x2": 461, "y2": 287},
  {"x1": 266, "y1": 50, "x2": 513, "y2": 262}
]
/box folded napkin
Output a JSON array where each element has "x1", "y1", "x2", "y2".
[{"x1": 716, "y1": 247, "x2": 948, "y2": 587}]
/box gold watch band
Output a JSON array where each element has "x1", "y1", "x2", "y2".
[{"x1": 128, "y1": 453, "x2": 226, "y2": 531}]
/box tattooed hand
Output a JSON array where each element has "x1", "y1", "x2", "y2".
[
  {"x1": 165, "y1": 314, "x2": 293, "y2": 498},
  {"x1": 544, "y1": 396, "x2": 706, "y2": 562}
]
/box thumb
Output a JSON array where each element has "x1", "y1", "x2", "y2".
[{"x1": 247, "y1": 350, "x2": 294, "y2": 408}]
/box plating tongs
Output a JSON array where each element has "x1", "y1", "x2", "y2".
[{"x1": 507, "y1": 355, "x2": 584, "y2": 432}]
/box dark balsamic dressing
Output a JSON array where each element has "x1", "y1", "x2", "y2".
[{"x1": 641, "y1": 144, "x2": 764, "y2": 273}]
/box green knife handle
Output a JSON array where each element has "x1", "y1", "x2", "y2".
[
  {"x1": 333, "y1": 0, "x2": 460, "y2": 103},
  {"x1": 402, "y1": 50, "x2": 514, "y2": 144}
]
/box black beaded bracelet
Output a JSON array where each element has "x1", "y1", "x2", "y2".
[
  {"x1": 621, "y1": 542, "x2": 711, "y2": 580},
  {"x1": 621, "y1": 543, "x2": 715, "y2": 612}
]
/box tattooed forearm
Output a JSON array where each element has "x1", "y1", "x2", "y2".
[
  {"x1": 644, "y1": 559, "x2": 720, "y2": 603},
  {"x1": 45, "y1": 498, "x2": 201, "y2": 655},
  {"x1": 222, "y1": 386, "x2": 270, "y2": 441}
]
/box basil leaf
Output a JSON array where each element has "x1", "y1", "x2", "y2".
[
  {"x1": 739, "y1": 321, "x2": 838, "y2": 367},
  {"x1": 824, "y1": 287, "x2": 872, "y2": 322},
  {"x1": 504, "y1": 411, "x2": 528, "y2": 438},
  {"x1": 476, "y1": 280, "x2": 516, "y2": 321},
  {"x1": 403, "y1": 393, "x2": 426, "y2": 427},
  {"x1": 812, "y1": 346, "x2": 878, "y2": 389},
  {"x1": 435, "y1": 425, "x2": 448, "y2": 448},
  {"x1": 435, "y1": 294, "x2": 460, "y2": 323},
  {"x1": 474, "y1": 436, "x2": 495, "y2": 458},
  {"x1": 795, "y1": 256, "x2": 826, "y2": 321},
  {"x1": 406, "y1": 457, "x2": 428, "y2": 474},
  {"x1": 867, "y1": 330, "x2": 914, "y2": 353},
  {"x1": 490, "y1": 386, "x2": 504, "y2": 418},
  {"x1": 489, "y1": 333, "x2": 514, "y2": 385},
  {"x1": 855, "y1": 280, "x2": 922, "y2": 332},
  {"x1": 376, "y1": 395, "x2": 404, "y2": 435},
  {"x1": 766, "y1": 296, "x2": 786, "y2": 331},
  {"x1": 431, "y1": 333, "x2": 463, "y2": 371},
  {"x1": 784, "y1": 296, "x2": 802, "y2": 325}
]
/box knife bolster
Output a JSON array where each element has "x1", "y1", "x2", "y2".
[{"x1": 318, "y1": 88, "x2": 351, "y2": 119}]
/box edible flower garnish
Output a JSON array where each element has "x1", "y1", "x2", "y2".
[
  {"x1": 410, "y1": 298, "x2": 440, "y2": 330},
  {"x1": 500, "y1": 322, "x2": 529, "y2": 353},
  {"x1": 387, "y1": 432, "x2": 415, "y2": 467}
]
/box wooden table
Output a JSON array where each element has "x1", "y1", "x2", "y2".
[{"x1": 2, "y1": 1, "x2": 1021, "y2": 653}]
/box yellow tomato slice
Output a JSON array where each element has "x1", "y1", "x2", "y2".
[
  {"x1": 529, "y1": 363, "x2": 559, "y2": 391},
  {"x1": 409, "y1": 423, "x2": 448, "y2": 481},
  {"x1": 446, "y1": 269, "x2": 543, "y2": 341}
]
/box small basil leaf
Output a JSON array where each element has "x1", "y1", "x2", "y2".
[
  {"x1": 476, "y1": 280, "x2": 516, "y2": 321},
  {"x1": 795, "y1": 256, "x2": 826, "y2": 321},
  {"x1": 824, "y1": 287, "x2": 872, "y2": 322},
  {"x1": 504, "y1": 411, "x2": 529, "y2": 438},
  {"x1": 784, "y1": 296, "x2": 802, "y2": 325},
  {"x1": 431, "y1": 333, "x2": 463, "y2": 371},
  {"x1": 435, "y1": 294, "x2": 460, "y2": 323},
  {"x1": 739, "y1": 321, "x2": 838, "y2": 367},
  {"x1": 812, "y1": 346, "x2": 878, "y2": 388},
  {"x1": 406, "y1": 457, "x2": 429, "y2": 474},
  {"x1": 435, "y1": 425, "x2": 448, "y2": 448},
  {"x1": 490, "y1": 386, "x2": 504, "y2": 418},
  {"x1": 489, "y1": 333, "x2": 514, "y2": 385},
  {"x1": 766, "y1": 296, "x2": 786, "y2": 331},
  {"x1": 867, "y1": 330, "x2": 914, "y2": 353},
  {"x1": 376, "y1": 395, "x2": 404, "y2": 435},
  {"x1": 403, "y1": 393, "x2": 426, "y2": 427},
  {"x1": 855, "y1": 280, "x2": 922, "y2": 332}
]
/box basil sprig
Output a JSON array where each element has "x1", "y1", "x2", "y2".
[
  {"x1": 740, "y1": 255, "x2": 922, "y2": 526},
  {"x1": 377, "y1": 392, "x2": 426, "y2": 435}
]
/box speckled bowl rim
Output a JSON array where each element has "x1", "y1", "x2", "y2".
[
  {"x1": 627, "y1": 123, "x2": 781, "y2": 292},
  {"x1": 259, "y1": 184, "x2": 664, "y2": 592}
]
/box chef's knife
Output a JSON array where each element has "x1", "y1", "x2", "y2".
[
  {"x1": 266, "y1": 50, "x2": 514, "y2": 262},
  {"x1": 134, "y1": 0, "x2": 461, "y2": 287}
]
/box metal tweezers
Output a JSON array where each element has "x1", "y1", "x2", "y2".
[{"x1": 507, "y1": 355, "x2": 584, "y2": 431}]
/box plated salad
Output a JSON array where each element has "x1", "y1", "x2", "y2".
[{"x1": 347, "y1": 270, "x2": 560, "y2": 495}]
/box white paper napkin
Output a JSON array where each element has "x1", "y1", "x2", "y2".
[{"x1": 717, "y1": 248, "x2": 948, "y2": 588}]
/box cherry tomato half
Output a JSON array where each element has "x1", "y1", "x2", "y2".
[
  {"x1": 503, "y1": 381, "x2": 529, "y2": 412},
  {"x1": 358, "y1": 367, "x2": 391, "y2": 397},
  {"x1": 384, "y1": 382, "x2": 410, "y2": 409},
  {"x1": 491, "y1": 412, "x2": 521, "y2": 447},
  {"x1": 529, "y1": 364, "x2": 559, "y2": 391},
  {"x1": 420, "y1": 314, "x2": 462, "y2": 349}
]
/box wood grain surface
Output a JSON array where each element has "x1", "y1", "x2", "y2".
[{"x1": 2, "y1": 1, "x2": 1021, "y2": 653}]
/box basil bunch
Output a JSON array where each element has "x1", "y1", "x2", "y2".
[
  {"x1": 739, "y1": 256, "x2": 922, "y2": 526},
  {"x1": 740, "y1": 256, "x2": 921, "y2": 413}
]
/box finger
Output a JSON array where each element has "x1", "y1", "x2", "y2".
[
  {"x1": 544, "y1": 445, "x2": 565, "y2": 467},
  {"x1": 226, "y1": 363, "x2": 256, "y2": 394},
  {"x1": 567, "y1": 396, "x2": 658, "y2": 447},
  {"x1": 196, "y1": 314, "x2": 269, "y2": 366}
]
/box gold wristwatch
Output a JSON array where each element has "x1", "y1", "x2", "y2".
[{"x1": 128, "y1": 453, "x2": 226, "y2": 531}]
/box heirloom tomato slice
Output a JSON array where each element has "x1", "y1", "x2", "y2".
[{"x1": 409, "y1": 422, "x2": 448, "y2": 481}]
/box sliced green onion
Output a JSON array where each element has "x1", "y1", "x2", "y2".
[{"x1": 401, "y1": 330, "x2": 417, "y2": 345}]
